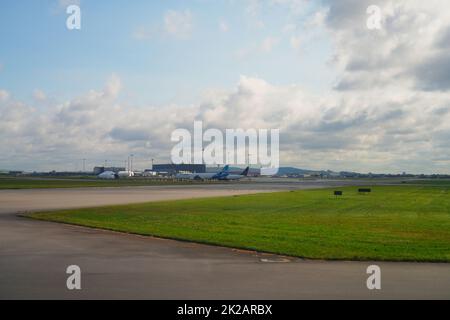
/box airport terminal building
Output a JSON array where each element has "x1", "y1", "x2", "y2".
[{"x1": 152, "y1": 164, "x2": 206, "y2": 175}]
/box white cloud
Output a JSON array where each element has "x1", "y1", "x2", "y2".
[
  {"x1": 164, "y1": 10, "x2": 193, "y2": 38},
  {"x1": 277, "y1": 4, "x2": 329, "y2": 55},
  {"x1": 103, "y1": 74, "x2": 122, "y2": 99},
  {"x1": 290, "y1": 36, "x2": 301, "y2": 50},
  {"x1": 195, "y1": 76, "x2": 450, "y2": 173},
  {"x1": 234, "y1": 36, "x2": 279, "y2": 59},
  {"x1": 307, "y1": 8, "x2": 328, "y2": 28},
  {"x1": 245, "y1": 0, "x2": 265, "y2": 29},
  {"x1": 33, "y1": 89, "x2": 47, "y2": 101},
  {"x1": 260, "y1": 37, "x2": 278, "y2": 53},
  {"x1": 244, "y1": 0, "x2": 308, "y2": 30},
  {"x1": 322, "y1": 0, "x2": 450, "y2": 91},
  {"x1": 2, "y1": 73, "x2": 450, "y2": 173},
  {"x1": 0, "y1": 90, "x2": 9, "y2": 101},
  {"x1": 3, "y1": 1, "x2": 450, "y2": 173}
]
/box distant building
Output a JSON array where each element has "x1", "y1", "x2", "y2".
[
  {"x1": 152, "y1": 164, "x2": 206, "y2": 175},
  {"x1": 8, "y1": 171, "x2": 24, "y2": 176},
  {"x1": 93, "y1": 167, "x2": 126, "y2": 175}
]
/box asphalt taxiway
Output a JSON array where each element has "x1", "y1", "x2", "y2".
[{"x1": 0, "y1": 182, "x2": 449, "y2": 299}]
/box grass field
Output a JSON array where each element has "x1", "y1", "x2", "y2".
[
  {"x1": 408, "y1": 179, "x2": 450, "y2": 187},
  {"x1": 30, "y1": 185, "x2": 450, "y2": 262},
  {"x1": 0, "y1": 177, "x2": 220, "y2": 189}
]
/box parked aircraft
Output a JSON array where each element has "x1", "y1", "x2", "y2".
[
  {"x1": 97, "y1": 171, "x2": 118, "y2": 179},
  {"x1": 175, "y1": 165, "x2": 229, "y2": 180},
  {"x1": 219, "y1": 167, "x2": 249, "y2": 180},
  {"x1": 117, "y1": 171, "x2": 134, "y2": 178}
]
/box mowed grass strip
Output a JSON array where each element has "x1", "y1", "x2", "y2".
[
  {"x1": 30, "y1": 186, "x2": 450, "y2": 262},
  {"x1": 0, "y1": 177, "x2": 222, "y2": 189}
]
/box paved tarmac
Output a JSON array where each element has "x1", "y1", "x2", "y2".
[{"x1": 0, "y1": 182, "x2": 449, "y2": 299}]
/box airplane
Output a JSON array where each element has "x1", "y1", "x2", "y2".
[
  {"x1": 175, "y1": 165, "x2": 230, "y2": 180},
  {"x1": 117, "y1": 171, "x2": 134, "y2": 178},
  {"x1": 97, "y1": 171, "x2": 118, "y2": 179},
  {"x1": 218, "y1": 167, "x2": 250, "y2": 180}
]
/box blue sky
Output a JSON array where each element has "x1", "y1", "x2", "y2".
[
  {"x1": 0, "y1": 0, "x2": 333, "y2": 106},
  {"x1": 1, "y1": 0, "x2": 450, "y2": 173}
]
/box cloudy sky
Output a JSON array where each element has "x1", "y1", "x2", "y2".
[{"x1": 1, "y1": 0, "x2": 450, "y2": 173}]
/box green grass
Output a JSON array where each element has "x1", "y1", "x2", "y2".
[
  {"x1": 30, "y1": 185, "x2": 450, "y2": 262},
  {"x1": 0, "y1": 177, "x2": 222, "y2": 189}
]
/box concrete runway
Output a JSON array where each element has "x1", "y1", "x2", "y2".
[{"x1": 0, "y1": 182, "x2": 449, "y2": 299}]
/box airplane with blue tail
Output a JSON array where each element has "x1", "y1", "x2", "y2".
[
  {"x1": 175, "y1": 165, "x2": 230, "y2": 180},
  {"x1": 218, "y1": 166, "x2": 250, "y2": 180}
]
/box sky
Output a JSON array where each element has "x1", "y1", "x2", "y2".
[{"x1": 1, "y1": 0, "x2": 450, "y2": 173}]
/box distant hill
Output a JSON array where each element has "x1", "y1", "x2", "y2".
[
  {"x1": 275, "y1": 167, "x2": 316, "y2": 175},
  {"x1": 263, "y1": 167, "x2": 341, "y2": 176}
]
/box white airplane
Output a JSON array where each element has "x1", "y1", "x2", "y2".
[
  {"x1": 117, "y1": 171, "x2": 134, "y2": 178},
  {"x1": 175, "y1": 165, "x2": 229, "y2": 180},
  {"x1": 218, "y1": 167, "x2": 250, "y2": 180},
  {"x1": 97, "y1": 171, "x2": 118, "y2": 180}
]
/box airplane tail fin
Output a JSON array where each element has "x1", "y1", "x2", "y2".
[
  {"x1": 214, "y1": 165, "x2": 230, "y2": 179},
  {"x1": 241, "y1": 167, "x2": 250, "y2": 176}
]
